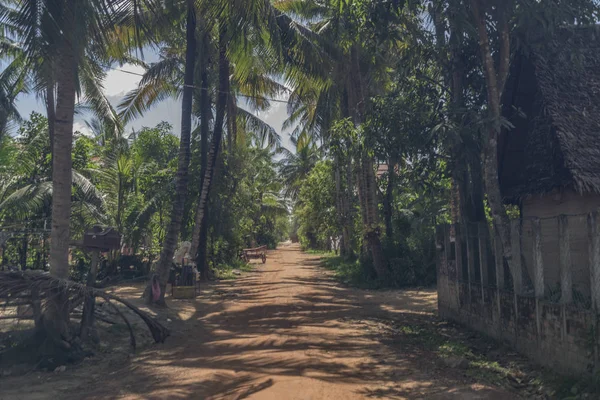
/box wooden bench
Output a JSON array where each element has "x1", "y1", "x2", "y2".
[{"x1": 241, "y1": 245, "x2": 267, "y2": 263}]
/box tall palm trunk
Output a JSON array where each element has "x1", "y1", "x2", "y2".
[
  {"x1": 191, "y1": 27, "x2": 229, "y2": 278},
  {"x1": 44, "y1": 4, "x2": 77, "y2": 351},
  {"x1": 227, "y1": 94, "x2": 237, "y2": 152},
  {"x1": 344, "y1": 156, "x2": 355, "y2": 259},
  {"x1": 356, "y1": 152, "x2": 387, "y2": 278},
  {"x1": 46, "y1": 82, "x2": 56, "y2": 159},
  {"x1": 334, "y1": 155, "x2": 351, "y2": 257},
  {"x1": 333, "y1": 158, "x2": 348, "y2": 257},
  {"x1": 335, "y1": 93, "x2": 355, "y2": 259},
  {"x1": 49, "y1": 46, "x2": 75, "y2": 279},
  {"x1": 189, "y1": 44, "x2": 210, "y2": 279},
  {"x1": 349, "y1": 45, "x2": 388, "y2": 278},
  {"x1": 145, "y1": 1, "x2": 196, "y2": 305}
]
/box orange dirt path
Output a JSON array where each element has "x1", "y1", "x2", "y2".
[{"x1": 1, "y1": 244, "x2": 515, "y2": 399}]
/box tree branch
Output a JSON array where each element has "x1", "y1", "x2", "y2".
[{"x1": 470, "y1": 0, "x2": 501, "y2": 118}]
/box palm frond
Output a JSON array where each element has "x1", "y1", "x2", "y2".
[
  {"x1": 72, "y1": 170, "x2": 107, "y2": 213},
  {"x1": 272, "y1": 0, "x2": 327, "y2": 22},
  {"x1": 0, "y1": 181, "x2": 52, "y2": 220},
  {"x1": 236, "y1": 107, "x2": 281, "y2": 150},
  {"x1": 79, "y1": 58, "x2": 123, "y2": 135},
  {"x1": 118, "y1": 80, "x2": 179, "y2": 124}
]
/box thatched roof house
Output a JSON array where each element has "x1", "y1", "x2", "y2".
[
  {"x1": 500, "y1": 25, "x2": 600, "y2": 214},
  {"x1": 500, "y1": 26, "x2": 600, "y2": 294}
]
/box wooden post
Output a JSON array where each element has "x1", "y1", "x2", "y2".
[
  {"x1": 558, "y1": 215, "x2": 573, "y2": 304},
  {"x1": 510, "y1": 219, "x2": 523, "y2": 295},
  {"x1": 80, "y1": 249, "x2": 100, "y2": 340},
  {"x1": 494, "y1": 231, "x2": 505, "y2": 290},
  {"x1": 532, "y1": 218, "x2": 545, "y2": 298},
  {"x1": 479, "y1": 222, "x2": 489, "y2": 299},
  {"x1": 588, "y1": 211, "x2": 600, "y2": 311}
]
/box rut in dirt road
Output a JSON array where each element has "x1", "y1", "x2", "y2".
[{"x1": 3, "y1": 244, "x2": 519, "y2": 399}]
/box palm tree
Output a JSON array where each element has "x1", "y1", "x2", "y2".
[
  {"x1": 249, "y1": 146, "x2": 289, "y2": 245},
  {"x1": 189, "y1": 24, "x2": 228, "y2": 280},
  {"x1": 278, "y1": 136, "x2": 320, "y2": 201},
  {"x1": 1, "y1": 0, "x2": 164, "y2": 353},
  {"x1": 274, "y1": 0, "x2": 404, "y2": 277},
  {"x1": 144, "y1": 0, "x2": 197, "y2": 305},
  {"x1": 191, "y1": 26, "x2": 212, "y2": 281},
  {"x1": 187, "y1": 0, "x2": 332, "y2": 273},
  {"x1": 282, "y1": 78, "x2": 360, "y2": 258},
  {"x1": 0, "y1": 0, "x2": 143, "y2": 278},
  {"x1": 0, "y1": 115, "x2": 107, "y2": 228},
  {"x1": 118, "y1": 1, "x2": 288, "y2": 285}
]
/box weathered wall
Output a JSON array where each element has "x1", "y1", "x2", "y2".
[
  {"x1": 438, "y1": 282, "x2": 596, "y2": 375},
  {"x1": 437, "y1": 220, "x2": 600, "y2": 376},
  {"x1": 521, "y1": 191, "x2": 600, "y2": 296}
]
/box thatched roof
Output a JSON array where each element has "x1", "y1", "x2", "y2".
[{"x1": 499, "y1": 25, "x2": 600, "y2": 201}]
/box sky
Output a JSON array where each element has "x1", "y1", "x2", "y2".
[{"x1": 12, "y1": 61, "x2": 296, "y2": 152}]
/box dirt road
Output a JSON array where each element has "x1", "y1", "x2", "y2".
[{"x1": 1, "y1": 244, "x2": 518, "y2": 399}]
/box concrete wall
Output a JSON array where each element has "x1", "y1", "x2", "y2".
[
  {"x1": 437, "y1": 218, "x2": 600, "y2": 376},
  {"x1": 437, "y1": 280, "x2": 595, "y2": 375},
  {"x1": 521, "y1": 191, "x2": 600, "y2": 297}
]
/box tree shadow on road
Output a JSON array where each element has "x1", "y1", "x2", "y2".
[{"x1": 1, "y1": 245, "x2": 522, "y2": 399}]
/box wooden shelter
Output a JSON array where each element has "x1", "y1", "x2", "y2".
[{"x1": 500, "y1": 26, "x2": 600, "y2": 294}]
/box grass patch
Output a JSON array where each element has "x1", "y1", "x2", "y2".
[
  {"x1": 320, "y1": 256, "x2": 382, "y2": 289},
  {"x1": 391, "y1": 322, "x2": 600, "y2": 397},
  {"x1": 213, "y1": 259, "x2": 253, "y2": 280},
  {"x1": 438, "y1": 341, "x2": 472, "y2": 358},
  {"x1": 304, "y1": 249, "x2": 336, "y2": 256},
  {"x1": 434, "y1": 334, "x2": 526, "y2": 385},
  {"x1": 468, "y1": 359, "x2": 514, "y2": 386}
]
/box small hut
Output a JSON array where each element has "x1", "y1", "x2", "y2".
[{"x1": 500, "y1": 26, "x2": 600, "y2": 295}]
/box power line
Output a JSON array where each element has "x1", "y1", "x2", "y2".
[
  {"x1": 107, "y1": 65, "x2": 292, "y2": 104},
  {"x1": 107, "y1": 65, "x2": 475, "y2": 117}
]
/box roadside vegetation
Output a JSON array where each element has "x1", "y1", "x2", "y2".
[{"x1": 1, "y1": 0, "x2": 600, "y2": 389}]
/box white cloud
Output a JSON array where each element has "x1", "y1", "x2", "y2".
[{"x1": 102, "y1": 63, "x2": 145, "y2": 97}]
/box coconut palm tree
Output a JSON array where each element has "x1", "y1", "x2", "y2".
[
  {"x1": 142, "y1": 0, "x2": 197, "y2": 305},
  {"x1": 278, "y1": 136, "x2": 320, "y2": 201},
  {"x1": 0, "y1": 0, "x2": 152, "y2": 279},
  {"x1": 273, "y1": 0, "x2": 406, "y2": 277},
  {"x1": 118, "y1": 1, "x2": 289, "y2": 289},
  {"x1": 0, "y1": 0, "x2": 164, "y2": 354}
]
